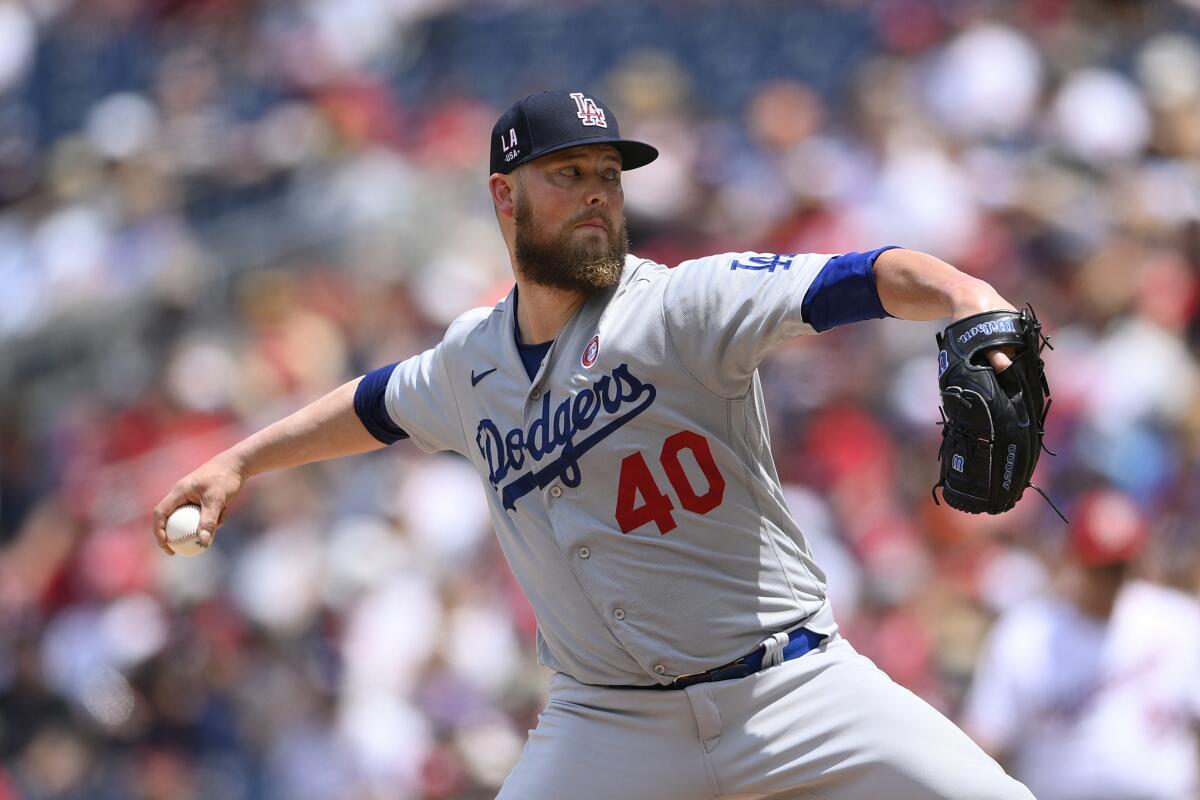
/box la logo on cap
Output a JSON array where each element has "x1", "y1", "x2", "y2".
[{"x1": 570, "y1": 92, "x2": 607, "y2": 128}]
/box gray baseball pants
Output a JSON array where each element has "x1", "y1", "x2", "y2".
[{"x1": 497, "y1": 635, "x2": 1034, "y2": 799}]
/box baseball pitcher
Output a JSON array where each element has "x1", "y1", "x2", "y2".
[{"x1": 155, "y1": 90, "x2": 1039, "y2": 799}]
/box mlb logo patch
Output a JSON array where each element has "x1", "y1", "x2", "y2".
[
  {"x1": 938, "y1": 350, "x2": 949, "y2": 377},
  {"x1": 570, "y1": 93, "x2": 607, "y2": 128},
  {"x1": 581, "y1": 335, "x2": 600, "y2": 368}
]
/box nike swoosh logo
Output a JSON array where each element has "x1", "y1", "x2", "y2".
[{"x1": 471, "y1": 368, "x2": 497, "y2": 387}]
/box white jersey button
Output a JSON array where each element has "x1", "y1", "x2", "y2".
[
  {"x1": 578, "y1": 547, "x2": 590, "y2": 559},
  {"x1": 613, "y1": 608, "x2": 625, "y2": 620},
  {"x1": 530, "y1": 388, "x2": 542, "y2": 400},
  {"x1": 653, "y1": 664, "x2": 667, "y2": 675},
  {"x1": 550, "y1": 485, "x2": 563, "y2": 498}
]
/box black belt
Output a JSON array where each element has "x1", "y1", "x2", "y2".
[{"x1": 608, "y1": 627, "x2": 828, "y2": 691}]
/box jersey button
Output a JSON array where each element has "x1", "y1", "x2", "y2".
[
  {"x1": 578, "y1": 547, "x2": 590, "y2": 559},
  {"x1": 653, "y1": 665, "x2": 667, "y2": 675},
  {"x1": 613, "y1": 608, "x2": 625, "y2": 620},
  {"x1": 550, "y1": 486, "x2": 563, "y2": 498},
  {"x1": 530, "y1": 388, "x2": 542, "y2": 400}
]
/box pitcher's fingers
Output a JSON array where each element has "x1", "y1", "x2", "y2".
[
  {"x1": 987, "y1": 347, "x2": 1015, "y2": 373},
  {"x1": 152, "y1": 493, "x2": 187, "y2": 556},
  {"x1": 198, "y1": 492, "x2": 224, "y2": 547}
]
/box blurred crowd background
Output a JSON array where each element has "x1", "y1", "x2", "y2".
[{"x1": 4, "y1": 0, "x2": 1200, "y2": 797}]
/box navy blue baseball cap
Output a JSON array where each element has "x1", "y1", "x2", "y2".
[{"x1": 489, "y1": 89, "x2": 658, "y2": 175}]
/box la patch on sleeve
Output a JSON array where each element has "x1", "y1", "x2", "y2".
[{"x1": 729, "y1": 254, "x2": 797, "y2": 273}]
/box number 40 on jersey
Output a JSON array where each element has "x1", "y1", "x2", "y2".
[{"x1": 615, "y1": 430, "x2": 725, "y2": 535}]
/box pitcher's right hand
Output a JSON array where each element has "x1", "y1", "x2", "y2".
[{"x1": 153, "y1": 451, "x2": 246, "y2": 556}]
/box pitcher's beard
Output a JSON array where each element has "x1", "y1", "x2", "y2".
[{"x1": 514, "y1": 196, "x2": 628, "y2": 295}]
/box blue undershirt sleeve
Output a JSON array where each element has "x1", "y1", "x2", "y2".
[
  {"x1": 800, "y1": 246, "x2": 899, "y2": 333},
  {"x1": 353, "y1": 363, "x2": 409, "y2": 444}
]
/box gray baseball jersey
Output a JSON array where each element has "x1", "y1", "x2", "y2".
[{"x1": 380, "y1": 250, "x2": 845, "y2": 686}]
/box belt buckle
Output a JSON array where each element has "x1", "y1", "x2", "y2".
[
  {"x1": 670, "y1": 656, "x2": 750, "y2": 688},
  {"x1": 668, "y1": 669, "x2": 708, "y2": 688}
]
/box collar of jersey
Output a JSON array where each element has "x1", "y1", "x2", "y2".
[{"x1": 499, "y1": 255, "x2": 646, "y2": 388}]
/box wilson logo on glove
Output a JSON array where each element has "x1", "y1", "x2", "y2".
[{"x1": 956, "y1": 318, "x2": 1017, "y2": 345}]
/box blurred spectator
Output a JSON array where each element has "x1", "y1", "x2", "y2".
[
  {"x1": 3, "y1": 1, "x2": 1200, "y2": 796},
  {"x1": 963, "y1": 490, "x2": 1200, "y2": 800}
]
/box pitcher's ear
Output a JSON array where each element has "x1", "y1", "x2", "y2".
[{"x1": 490, "y1": 173, "x2": 516, "y2": 218}]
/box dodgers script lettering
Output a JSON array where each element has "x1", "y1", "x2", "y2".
[{"x1": 475, "y1": 364, "x2": 657, "y2": 510}]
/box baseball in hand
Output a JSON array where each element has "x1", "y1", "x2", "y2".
[{"x1": 165, "y1": 504, "x2": 209, "y2": 556}]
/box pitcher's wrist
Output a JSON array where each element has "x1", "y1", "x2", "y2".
[{"x1": 947, "y1": 278, "x2": 1013, "y2": 321}]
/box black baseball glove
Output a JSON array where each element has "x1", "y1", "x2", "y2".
[{"x1": 931, "y1": 306, "x2": 1065, "y2": 521}]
